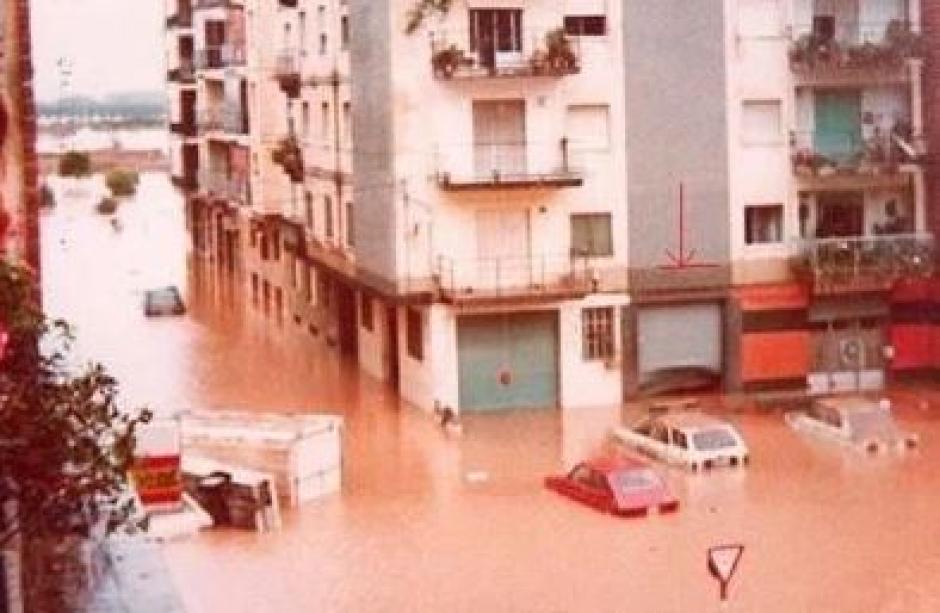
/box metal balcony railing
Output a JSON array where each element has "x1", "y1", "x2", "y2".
[
  {"x1": 789, "y1": 19, "x2": 924, "y2": 73},
  {"x1": 429, "y1": 27, "x2": 581, "y2": 79},
  {"x1": 435, "y1": 253, "x2": 594, "y2": 302},
  {"x1": 435, "y1": 140, "x2": 583, "y2": 190},
  {"x1": 197, "y1": 104, "x2": 249, "y2": 136},
  {"x1": 195, "y1": 44, "x2": 247, "y2": 70},
  {"x1": 790, "y1": 127, "x2": 920, "y2": 176},
  {"x1": 200, "y1": 171, "x2": 249, "y2": 203},
  {"x1": 794, "y1": 233, "x2": 935, "y2": 294}
]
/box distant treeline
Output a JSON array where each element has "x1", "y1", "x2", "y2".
[{"x1": 38, "y1": 92, "x2": 167, "y2": 123}]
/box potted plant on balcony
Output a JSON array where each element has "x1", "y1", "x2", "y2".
[
  {"x1": 545, "y1": 28, "x2": 577, "y2": 73},
  {"x1": 271, "y1": 137, "x2": 304, "y2": 183},
  {"x1": 432, "y1": 44, "x2": 464, "y2": 78},
  {"x1": 884, "y1": 19, "x2": 925, "y2": 62}
]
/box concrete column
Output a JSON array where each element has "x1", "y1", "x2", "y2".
[
  {"x1": 723, "y1": 296, "x2": 743, "y2": 393},
  {"x1": 621, "y1": 304, "x2": 640, "y2": 399},
  {"x1": 910, "y1": 59, "x2": 925, "y2": 152},
  {"x1": 913, "y1": 170, "x2": 927, "y2": 233}
]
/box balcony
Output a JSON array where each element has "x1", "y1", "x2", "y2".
[
  {"x1": 436, "y1": 140, "x2": 583, "y2": 191},
  {"x1": 429, "y1": 27, "x2": 580, "y2": 80},
  {"x1": 195, "y1": 44, "x2": 246, "y2": 70},
  {"x1": 169, "y1": 119, "x2": 197, "y2": 138},
  {"x1": 198, "y1": 104, "x2": 249, "y2": 137},
  {"x1": 279, "y1": 0, "x2": 298, "y2": 7},
  {"x1": 166, "y1": 10, "x2": 193, "y2": 29},
  {"x1": 793, "y1": 233, "x2": 935, "y2": 295},
  {"x1": 200, "y1": 171, "x2": 249, "y2": 204},
  {"x1": 435, "y1": 254, "x2": 595, "y2": 304},
  {"x1": 194, "y1": 0, "x2": 241, "y2": 9},
  {"x1": 271, "y1": 137, "x2": 304, "y2": 183},
  {"x1": 167, "y1": 60, "x2": 196, "y2": 84},
  {"x1": 789, "y1": 19, "x2": 924, "y2": 86},
  {"x1": 790, "y1": 127, "x2": 921, "y2": 188},
  {"x1": 274, "y1": 50, "x2": 302, "y2": 98}
]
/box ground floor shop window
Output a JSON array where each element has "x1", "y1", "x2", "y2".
[
  {"x1": 406, "y1": 309, "x2": 423, "y2": 361},
  {"x1": 582, "y1": 307, "x2": 614, "y2": 360}
]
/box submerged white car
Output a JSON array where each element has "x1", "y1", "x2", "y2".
[
  {"x1": 785, "y1": 396, "x2": 919, "y2": 453},
  {"x1": 612, "y1": 409, "x2": 749, "y2": 471}
]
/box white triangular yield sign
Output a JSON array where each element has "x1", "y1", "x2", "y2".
[{"x1": 708, "y1": 545, "x2": 744, "y2": 583}]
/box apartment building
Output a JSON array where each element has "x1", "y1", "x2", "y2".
[
  {"x1": 347, "y1": 1, "x2": 628, "y2": 412},
  {"x1": 0, "y1": 0, "x2": 39, "y2": 275},
  {"x1": 624, "y1": 0, "x2": 936, "y2": 397}
]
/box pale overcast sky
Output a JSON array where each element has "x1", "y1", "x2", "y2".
[{"x1": 31, "y1": 0, "x2": 166, "y2": 101}]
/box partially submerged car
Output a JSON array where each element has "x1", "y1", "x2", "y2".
[
  {"x1": 144, "y1": 286, "x2": 185, "y2": 317},
  {"x1": 785, "y1": 395, "x2": 918, "y2": 453},
  {"x1": 545, "y1": 456, "x2": 679, "y2": 517},
  {"x1": 612, "y1": 406, "x2": 749, "y2": 471}
]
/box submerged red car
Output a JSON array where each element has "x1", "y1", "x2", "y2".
[{"x1": 545, "y1": 456, "x2": 679, "y2": 517}]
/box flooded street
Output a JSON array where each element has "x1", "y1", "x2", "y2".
[{"x1": 42, "y1": 173, "x2": 940, "y2": 612}]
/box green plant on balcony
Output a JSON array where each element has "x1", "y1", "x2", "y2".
[
  {"x1": 884, "y1": 19, "x2": 925, "y2": 61},
  {"x1": 405, "y1": 0, "x2": 454, "y2": 34},
  {"x1": 544, "y1": 28, "x2": 577, "y2": 73},
  {"x1": 789, "y1": 33, "x2": 839, "y2": 68},
  {"x1": 432, "y1": 44, "x2": 465, "y2": 78},
  {"x1": 792, "y1": 148, "x2": 832, "y2": 176},
  {"x1": 271, "y1": 137, "x2": 304, "y2": 183}
]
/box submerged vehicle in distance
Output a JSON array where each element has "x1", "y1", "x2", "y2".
[
  {"x1": 785, "y1": 395, "x2": 918, "y2": 453},
  {"x1": 545, "y1": 455, "x2": 679, "y2": 517},
  {"x1": 612, "y1": 401, "x2": 749, "y2": 471},
  {"x1": 144, "y1": 286, "x2": 186, "y2": 317}
]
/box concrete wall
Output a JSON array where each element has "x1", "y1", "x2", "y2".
[{"x1": 623, "y1": 0, "x2": 731, "y2": 292}]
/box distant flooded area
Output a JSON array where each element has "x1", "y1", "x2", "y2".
[{"x1": 41, "y1": 171, "x2": 940, "y2": 612}]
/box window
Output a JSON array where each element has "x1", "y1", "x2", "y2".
[
  {"x1": 406, "y1": 309, "x2": 423, "y2": 361},
  {"x1": 318, "y1": 275, "x2": 331, "y2": 308},
  {"x1": 319, "y1": 32, "x2": 328, "y2": 55},
  {"x1": 469, "y1": 9, "x2": 522, "y2": 69},
  {"x1": 321, "y1": 102, "x2": 330, "y2": 138},
  {"x1": 342, "y1": 101, "x2": 352, "y2": 141},
  {"x1": 301, "y1": 102, "x2": 310, "y2": 140},
  {"x1": 582, "y1": 307, "x2": 615, "y2": 360},
  {"x1": 571, "y1": 213, "x2": 613, "y2": 257},
  {"x1": 305, "y1": 191, "x2": 314, "y2": 230},
  {"x1": 742, "y1": 100, "x2": 782, "y2": 145},
  {"x1": 346, "y1": 202, "x2": 354, "y2": 247},
  {"x1": 341, "y1": 15, "x2": 350, "y2": 50},
  {"x1": 360, "y1": 294, "x2": 373, "y2": 331},
  {"x1": 564, "y1": 15, "x2": 606, "y2": 36},
  {"x1": 745, "y1": 204, "x2": 784, "y2": 245},
  {"x1": 324, "y1": 196, "x2": 333, "y2": 238}
]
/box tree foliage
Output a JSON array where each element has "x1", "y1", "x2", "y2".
[
  {"x1": 105, "y1": 168, "x2": 140, "y2": 198},
  {"x1": 0, "y1": 258, "x2": 152, "y2": 547},
  {"x1": 405, "y1": 0, "x2": 453, "y2": 34},
  {"x1": 58, "y1": 150, "x2": 92, "y2": 178}
]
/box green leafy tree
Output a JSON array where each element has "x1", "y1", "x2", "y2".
[
  {"x1": 57, "y1": 150, "x2": 92, "y2": 178},
  {"x1": 0, "y1": 258, "x2": 152, "y2": 547},
  {"x1": 105, "y1": 168, "x2": 140, "y2": 198}
]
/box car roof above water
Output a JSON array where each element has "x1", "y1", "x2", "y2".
[{"x1": 655, "y1": 412, "x2": 727, "y2": 430}]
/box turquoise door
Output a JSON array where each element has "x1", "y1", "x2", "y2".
[
  {"x1": 814, "y1": 91, "x2": 861, "y2": 164},
  {"x1": 457, "y1": 312, "x2": 558, "y2": 411}
]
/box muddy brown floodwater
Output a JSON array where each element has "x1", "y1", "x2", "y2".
[{"x1": 42, "y1": 173, "x2": 940, "y2": 613}]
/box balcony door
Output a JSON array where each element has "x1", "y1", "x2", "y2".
[
  {"x1": 473, "y1": 100, "x2": 526, "y2": 179},
  {"x1": 475, "y1": 210, "x2": 531, "y2": 290},
  {"x1": 469, "y1": 9, "x2": 523, "y2": 71},
  {"x1": 814, "y1": 91, "x2": 861, "y2": 164},
  {"x1": 817, "y1": 191, "x2": 864, "y2": 238}
]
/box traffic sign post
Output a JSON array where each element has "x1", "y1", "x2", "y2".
[{"x1": 708, "y1": 544, "x2": 744, "y2": 601}]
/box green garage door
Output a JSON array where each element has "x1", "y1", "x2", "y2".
[{"x1": 457, "y1": 312, "x2": 558, "y2": 411}]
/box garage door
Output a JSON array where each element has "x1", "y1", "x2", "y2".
[
  {"x1": 458, "y1": 312, "x2": 558, "y2": 411},
  {"x1": 637, "y1": 304, "x2": 723, "y2": 383}
]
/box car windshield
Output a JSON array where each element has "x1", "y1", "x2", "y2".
[
  {"x1": 691, "y1": 427, "x2": 738, "y2": 451},
  {"x1": 608, "y1": 468, "x2": 661, "y2": 495}
]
